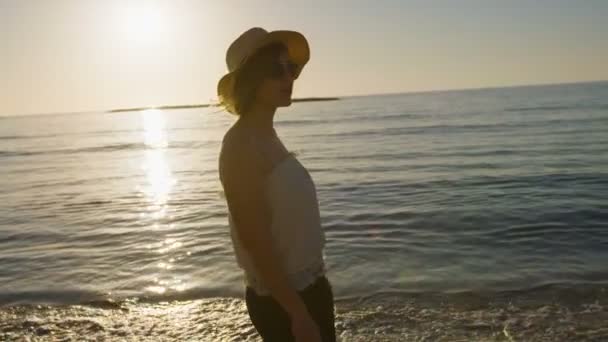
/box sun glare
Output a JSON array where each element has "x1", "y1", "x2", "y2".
[{"x1": 117, "y1": 3, "x2": 165, "y2": 43}]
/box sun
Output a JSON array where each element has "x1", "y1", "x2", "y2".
[{"x1": 116, "y1": 3, "x2": 165, "y2": 44}]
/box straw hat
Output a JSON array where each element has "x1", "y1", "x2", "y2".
[{"x1": 217, "y1": 27, "x2": 310, "y2": 114}]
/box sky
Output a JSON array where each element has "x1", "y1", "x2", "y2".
[{"x1": 1, "y1": 0, "x2": 607, "y2": 116}]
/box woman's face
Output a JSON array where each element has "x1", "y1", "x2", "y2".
[{"x1": 254, "y1": 50, "x2": 297, "y2": 109}]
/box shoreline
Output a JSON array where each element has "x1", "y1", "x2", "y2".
[{"x1": 2, "y1": 284, "x2": 606, "y2": 341}]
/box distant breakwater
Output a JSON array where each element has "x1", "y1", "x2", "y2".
[{"x1": 107, "y1": 97, "x2": 340, "y2": 113}]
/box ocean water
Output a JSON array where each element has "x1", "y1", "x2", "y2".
[{"x1": 1, "y1": 81, "x2": 607, "y2": 341}]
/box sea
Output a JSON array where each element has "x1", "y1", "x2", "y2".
[{"x1": 1, "y1": 81, "x2": 607, "y2": 341}]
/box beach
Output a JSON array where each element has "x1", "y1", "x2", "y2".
[{"x1": 2, "y1": 81, "x2": 608, "y2": 341}]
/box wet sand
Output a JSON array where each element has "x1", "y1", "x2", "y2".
[{"x1": 2, "y1": 284, "x2": 607, "y2": 341}]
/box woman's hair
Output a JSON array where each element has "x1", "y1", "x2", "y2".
[{"x1": 227, "y1": 43, "x2": 287, "y2": 116}]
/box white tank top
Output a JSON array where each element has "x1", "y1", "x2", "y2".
[{"x1": 228, "y1": 153, "x2": 326, "y2": 295}]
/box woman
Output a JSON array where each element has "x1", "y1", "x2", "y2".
[{"x1": 217, "y1": 28, "x2": 336, "y2": 342}]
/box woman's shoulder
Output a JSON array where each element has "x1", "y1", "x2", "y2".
[
  {"x1": 221, "y1": 123, "x2": 254, "y2": 159},
  {"x1": 220, "y1": 124, "x2": 270, "y2": 179}
]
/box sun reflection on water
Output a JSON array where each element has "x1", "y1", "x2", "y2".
[
  {"x1": 142, "y1": 109, "x2": 168, "y2": 148},
  {"x1": 143, "y1": 150, "x2": 173, "y2": 205},
  {"x1": 139, "y1": 109, "x2": 185, "y2": 295}
]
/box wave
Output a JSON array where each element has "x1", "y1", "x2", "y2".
[
  {"x1": 326, "y1": 171, "x2": 608, "y2": 193},
  {"x1": 0, "y1": 141, "x2": 208, "y2": 158},
  {"x1": 322, "y1": 208, "x2": 608, "y2": 243},
  {"x1": 505, "y1": 103, "x2": 608, "y2": 113},
  {"x1": 0, "y1": 143, "x2": 148, "y2": 157},
  {"x1": 460, "y1": 171, "x2": 608, "y2": 188},
  {"x1": 0, "y1": 285, "x2": 242, "y2": 307},
  {"x1": 0, "y1": 128, "x2": 144, "y2": 141},
  {"x1": 2, "y1": 280, "x2": 606, "y2": 308},
  {"x1": 0, "y1": 135, "x2": 31, "y2": 140},
  {"x1": 0, "y1": 289, "x2": 107, "y2": 307},
  {"x1": 346, "y1": 112, "x2": 423, "y2": 121},
  {"x1": 313, "y1": 122, "x2": 535, "y2": 139}
]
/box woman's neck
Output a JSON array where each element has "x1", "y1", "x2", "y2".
[{"x1": 239, "y1": 103, "x2": 277, "y2": 136}]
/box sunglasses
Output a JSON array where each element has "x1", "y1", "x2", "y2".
[{"x1": 266, "y1": 61, "x2": 299, "y2": 80}]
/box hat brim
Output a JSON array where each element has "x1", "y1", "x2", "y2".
[{"x1": 217, "y1": 30, "x2": 310, "y2": 114}]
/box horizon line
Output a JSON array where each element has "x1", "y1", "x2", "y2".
[
  {"x1": 345, "y1": 79, "x2": 608, "y2": 99},
  {"x1": 2, "y1": 79, "x2": 606, "y2": 118}
]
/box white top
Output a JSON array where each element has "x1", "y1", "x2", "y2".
[{"x1": 228, "y1": 153, "x2": 326, "y2": 295}]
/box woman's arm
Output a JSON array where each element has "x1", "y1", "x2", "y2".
[{"x1": 220, "y1": 136, "x2": 308, "y2": 317}]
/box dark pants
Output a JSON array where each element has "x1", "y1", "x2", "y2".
[{"x1": 245, "y1": 276, "x2": 337, "y2": 342}]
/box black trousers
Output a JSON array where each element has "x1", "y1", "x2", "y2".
[{"x1": 245, "y1": 276, "x2": 337, "y2": 342}]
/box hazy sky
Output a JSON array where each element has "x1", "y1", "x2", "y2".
[{"x1": 2, "y1": 0, "x2": 607, "y2": 116}]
